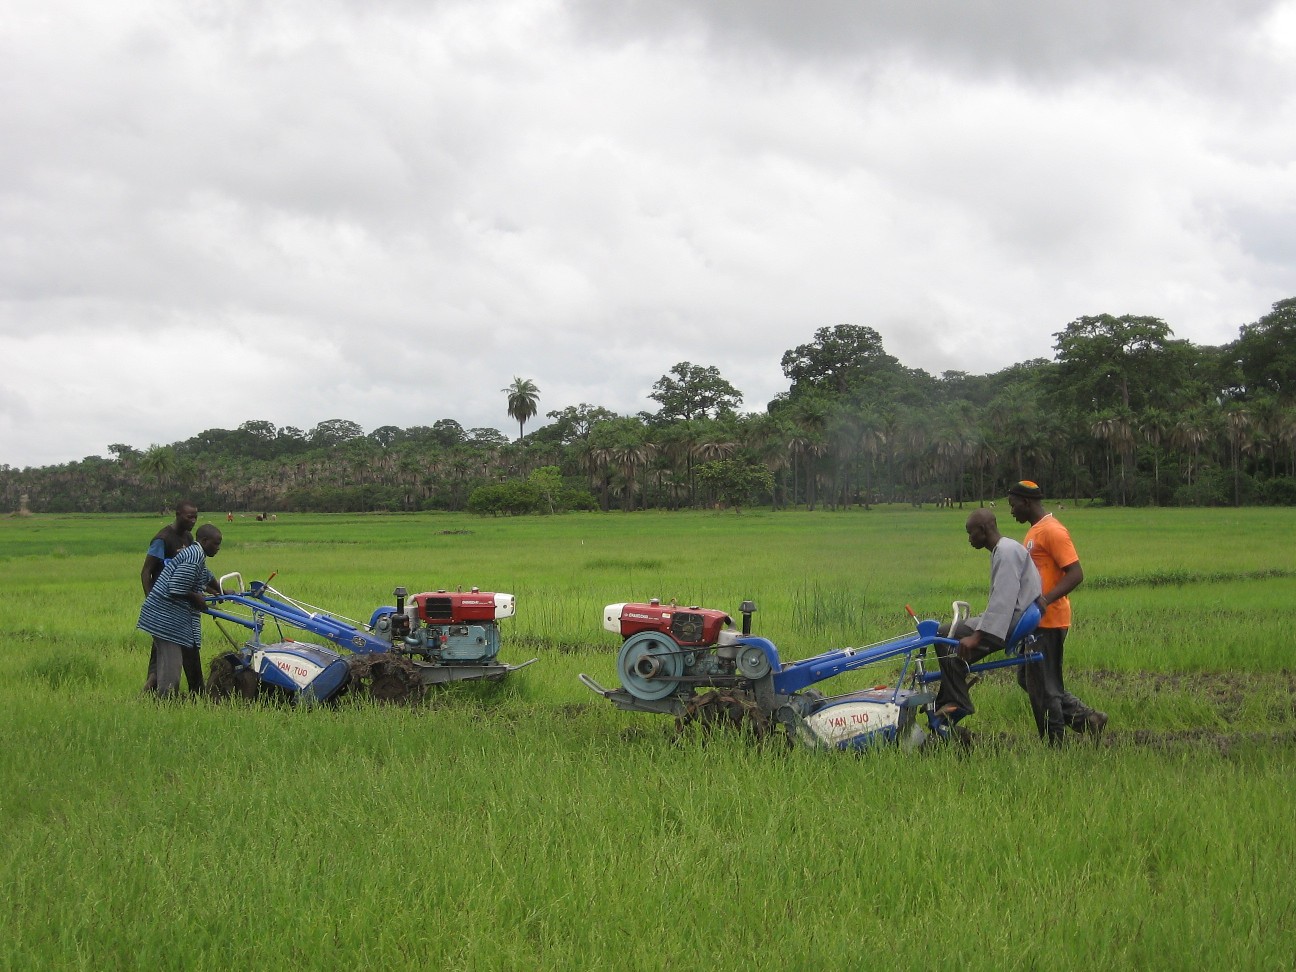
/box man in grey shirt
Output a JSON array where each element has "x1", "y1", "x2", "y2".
[{"x1": 931, "y1": 508, "x2": 1042, "y2": 735}]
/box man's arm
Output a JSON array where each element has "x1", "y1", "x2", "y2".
[
  {"x1": 141, "y1": 555, "x2": 163, "y2": 594},
  {"x1": 976, "y1": 545, "x2": 1023, "y2": 643},
  {"x1": 1037, "y1": 560, "x2": 1083, "y2": 611},
  {"x1": 141, "y1": 535, "x2": 170, "y2": 594}
]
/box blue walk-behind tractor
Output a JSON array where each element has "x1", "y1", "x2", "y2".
[
  {"x1": 204, "y1": 573, "x2": 536, "y2": 703},
  {"x1": 579, "y1": 597, "x2": 1042, "y2": 749}
]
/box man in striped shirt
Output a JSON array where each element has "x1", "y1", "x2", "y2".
[
  {"x1": 137, "y1": 524, "x2": 223, "y2": 697},
  {"x1": 140, "y1": 501, "x2": 200, "y2": 693}
]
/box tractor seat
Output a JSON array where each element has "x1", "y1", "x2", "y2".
[{"x1": 1005, "y1": 602, "x2": 1042, "y2": 656}]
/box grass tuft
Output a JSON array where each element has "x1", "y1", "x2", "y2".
[{"x1": 31, "y1": 651, "x2": 104, "y2": 689}]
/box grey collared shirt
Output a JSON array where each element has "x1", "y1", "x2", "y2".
[{"x1": 976, "y1": 536, "x2": 1042, "y2": 643}]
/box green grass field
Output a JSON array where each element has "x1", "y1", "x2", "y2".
[{"x1": 1, "y1": 507, "x2": 1293, "y2": 970}]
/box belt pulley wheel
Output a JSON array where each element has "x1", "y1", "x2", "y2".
[{"x1": 616, "y1": 632, "x2": 684, "y2": 700}]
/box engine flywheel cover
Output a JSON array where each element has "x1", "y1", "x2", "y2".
[{"x1": 617, "y1": 631, "x2": 684, "y2": 700}]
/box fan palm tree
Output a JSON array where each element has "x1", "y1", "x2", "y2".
[{"x1": 502, "y1": 377, "x2": 540, "y2": 441}]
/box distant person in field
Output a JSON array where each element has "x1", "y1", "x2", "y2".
[
  {"x1": 1007, "y1": 480, "x2": 1107, "y2": 744},
  {"x1": 139, "y1": 501, "x2": 216, "y2": 694},
  {"x1": 137, "y1": 524, "x2": 223, "y2": 697},
  {"x1": 931, "y1": 508, "x2": 1042, "y2": 738}
]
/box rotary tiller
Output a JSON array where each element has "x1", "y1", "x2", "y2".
[
  {"x1": 579, "y1": 598, "x2": 1042, "y2": 749},
  {"x1": 204, "y1": 573, "x2": 536, "y2": 703}
]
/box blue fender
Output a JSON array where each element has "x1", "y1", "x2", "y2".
[{"x1": 303, "y1": 658, "x2": 352, "y2": 703}]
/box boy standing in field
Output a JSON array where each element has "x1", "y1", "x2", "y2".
[
  {"x1": 1007, "y1": 480, "x2": 1107, "y2": 745},
  {"x1": 137, "y1": 524, "x2": 223, "y2": 697}
]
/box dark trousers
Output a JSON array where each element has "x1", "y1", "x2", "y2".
[
  {"x1": 1017, "y1": 627, "x2": 1094, "y2": 744},
  {"x1": 933, "y1": 619, "x2": 1003, "y2": 718}
]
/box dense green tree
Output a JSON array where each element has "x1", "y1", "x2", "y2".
[
  {"x1": 1233, "y1": 298, "x2": 1296, "y2": 401},
  {"x1": 781, "y1": 324, "x2": 900, "y2": 398},
  {"x1": 308, "y1": 419, "x2": 364, "y2": 448},
  {"x1": 649, "y1": 362, "x2": 743, "y2": 422},
  {"x1": 543, "y1": 404, "x2": 617, "y2": 444},
  {"x1": 430, "y1": 419, "x2": 467, "y2": 447},
  {"x1": 368, "y1": 425, "x2": 403, "y2": 448},
  {"x1": 696, "y1": 459, "x2": 774, "y2": 513},
  {"x1": 1051, "y1": 314, "x2": 1180, "y2": 413}
]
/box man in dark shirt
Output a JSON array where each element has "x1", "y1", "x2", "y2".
[
  {"x1": 138, "y1": 524, "x2": 223, "y2": 696},
  {"x1": 140, "y1": 501, "x2": 211, "y2": 693}
]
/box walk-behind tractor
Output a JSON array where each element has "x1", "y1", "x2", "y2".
[
  {"x1": 579, "y1": 598, "x2": 1042, "y2": 749},
  {"x1": 204, "y1": 573, "x2": 536, "y2": 704}
]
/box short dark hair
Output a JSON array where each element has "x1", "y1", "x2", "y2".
[{"x1": 195, "y1": 524, "x2": 222, "y2": 542}]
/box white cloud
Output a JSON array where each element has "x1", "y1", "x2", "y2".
[{"x1": 2, "y1": 0, "x2": 1295, "y2": 466}]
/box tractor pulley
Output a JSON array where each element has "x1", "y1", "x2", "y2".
[{"x1": 616, "y1": 630, "x2": 685, "y2": 700}]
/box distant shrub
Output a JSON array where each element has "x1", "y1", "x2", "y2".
[
  {"x1": 1172, "y1": 469, "x2": 1231, "y2": 507},
  {"x1": 562, "y1": 488, "x2": 599, "y2": 512},
  {"x1": 1259, "y1": 477, "x2": 1296, "y2": 505},
  {"x1": 467, "y1": 481, "x2": 540, "y2": 516}
]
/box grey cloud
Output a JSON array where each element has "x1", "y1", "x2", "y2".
[{"x1": 570, "y1": 0, "x2": 1282, "y2": 84}]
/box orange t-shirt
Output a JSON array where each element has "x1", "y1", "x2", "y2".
[{"x1": 1023, "y1": 514, "x2": 1079, "y2": 629}]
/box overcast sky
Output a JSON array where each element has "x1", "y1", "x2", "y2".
[{"x1": 3, "y1": 0, "x2": 1295, "y2": 468}]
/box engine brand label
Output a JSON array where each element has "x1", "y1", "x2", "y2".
[
  {"x1": 259, "y1": 651, "x2": 325, "y2": 688},
  {"x1": 805, "y1": 702, "x2": 901, "y2": 746}
]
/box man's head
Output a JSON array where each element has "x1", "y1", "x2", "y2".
[
  {"x1": 965, "y1": 508, "x2": 1000, "y2": 551},
  {"x1": 195, "y1": 524, "x2": 222, "y2": 557},
  {"x1": 174, "y1": 501, "x2": 199, "y2": 533},
  {"x1": 1006, "y1": 480, "x2": 1045, "y2": 524}
]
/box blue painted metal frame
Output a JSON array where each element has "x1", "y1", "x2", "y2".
[
  {"x1": 736, "y1": 605, "x2": 1044, "y2": 698},
  {"x1": 203, "y1": 580, "x2": 391, "y2": 656},
  {"x1": 760, "y1": 618, "x2": 952, "y2": 695}
]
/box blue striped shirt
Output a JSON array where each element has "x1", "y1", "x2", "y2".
[{"x1": 137, "y1": 543, "x2": 214, "y2": 648}]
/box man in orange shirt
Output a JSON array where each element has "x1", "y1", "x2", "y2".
[{"x1": 1007, "y1": 480, "x2": 1107, "y2": 745}]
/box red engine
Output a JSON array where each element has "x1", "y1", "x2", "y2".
[
  {"x1": 411, "y1": 590, "x2": 516, "y2": 624},
  {"x1": 603, "y1": 600, "x2": 733, "y2": 647}
]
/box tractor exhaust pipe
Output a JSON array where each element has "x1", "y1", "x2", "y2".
[
  {"x1": 391, "y1": 586, "x2": 411, "y2": 640},
  {"x1": 740, "y1": 600, "x2": 757, "y2": 635}
]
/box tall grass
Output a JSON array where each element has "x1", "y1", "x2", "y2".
[{"x1": 1, "y1": 507, "x2": 1294, "y2": 969}]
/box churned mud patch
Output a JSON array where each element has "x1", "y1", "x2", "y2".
[
  {"x1": 971, "y1": 727, "x2": 1296, "y2": 755},
  {"x1": 964, "y1": 669, "x2": 1296, "y2": 754},
  {"x1": 1079, "y1": 669, "x2": 1296, "y2": 723}
]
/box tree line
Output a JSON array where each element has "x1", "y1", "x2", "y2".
[{"x1": 5, "y1": 299, "x2": 1295, "y2": 514}]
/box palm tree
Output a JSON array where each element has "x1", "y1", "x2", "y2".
[
  {"x1": 1223, "y1": 403, "x2": 1252, "y2": 506},
  {"x1": 1171, "y1": 408, "x2": 1214, "y2": 488},
  {"x1": 502, "y1": 377, "x2": 540, "y2": 441},
  {"x1": 1139, "y1": 407, "x2": 1171, "y2": 505},
  {"x1": 140, "y1": 445, "x2": 176, "y2": 501},
  {"x1": 1091, "y1": 409, "x2": 1135, "y2": 505}
]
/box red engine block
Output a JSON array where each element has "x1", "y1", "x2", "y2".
[
  {"x1": 605, "y1": 601, "x2": 733, "y2": 647},
  {"x1": 412, "y1": 590, "x2": 515, "y2": 624}
]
